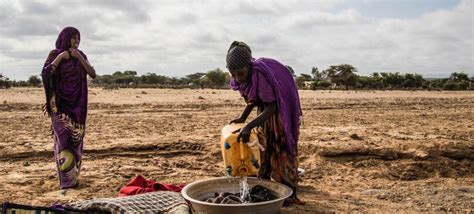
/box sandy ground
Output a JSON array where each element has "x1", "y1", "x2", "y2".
[{"x1": 0, "y1": 88, "x2": 473, "y2": 213}]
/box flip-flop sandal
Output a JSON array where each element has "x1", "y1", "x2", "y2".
[{"x1": 297, "y1": 168, "x2": 305, "y2": 176}]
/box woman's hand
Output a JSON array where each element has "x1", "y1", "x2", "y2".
[
  {"x1": 68, "y1": 49, "x2": 96, "y2": 78},
  {"x1": 69, "y1": 48, "x2": 82, "y2": 59},
  {"x1": 234, "y1": 126, "x2": 251, "y2": 143},
  {"x1": 49, "y1": 95, "x2": 57, "y2": 112},
  {"x1": 231, "y1": 104, "x2": 255, "y2": 124},
  {"x1": 229, "y1": 117, "x2": 246, "y2": 124},
  {"x1": 60, "y1": 51, "x2": 70, "y2": 60}
]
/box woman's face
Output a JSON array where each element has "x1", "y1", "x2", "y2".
[
  {"x1": 70, "y1": 34, "x2": 80, "y2": 49},
  {"x1": 230, "y1": 67, "x2": 249, "y2": 84}
]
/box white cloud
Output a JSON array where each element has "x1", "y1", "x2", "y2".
[
  {"x1": 0, "y1": 0, "x2": 472, "y2": 80},
  {"x1": 279, "y1": 9, "x2": 368, "y2": 29}
]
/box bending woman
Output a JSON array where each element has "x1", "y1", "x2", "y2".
[
  {"x1": 41, "y1": 27, "x2": 96, "y2": 189},
  {"x1": 227, "y1": 41, "x2": 304, "y2": 205}
]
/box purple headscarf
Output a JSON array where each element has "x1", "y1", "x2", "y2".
[
  {"x1": 55, "y1": 27, "x2": 80, "y2": 51},
  {"x1": 230, "y1": 58, "x2": 302, "y2": 158},
  {"x1": 41, "y1": 27, "x2": 88, "y2": 125}
]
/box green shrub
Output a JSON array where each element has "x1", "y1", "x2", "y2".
[{"x1": 311, "y1": 80, "x2": 331, "y2": 90}]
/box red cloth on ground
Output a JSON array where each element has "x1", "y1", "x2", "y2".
[{"x1": 118, "y1": 175, "x2": 186, "y2": 197}]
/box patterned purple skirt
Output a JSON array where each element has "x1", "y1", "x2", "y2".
[{"x1": 51, "y1": 112, "x2": 84, "y2": 189}]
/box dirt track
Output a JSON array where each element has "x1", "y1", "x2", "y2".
[{"x1": 0, "y1": 88, "x2": 473, "y2": 213}]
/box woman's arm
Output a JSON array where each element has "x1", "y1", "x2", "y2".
[
  {"x1": 47, "y1": 51, "x2": 69, "y2": 74},
  {"x1": 42, "y1": 50, "x2": 67, "y2": 115},
  {"x1": 230, "y1": 103, "x2": 255, "y2": 124},
  {"x1": 246, "y1": 101, "x2": 277, "y2": 130},
  {"x1": 70, "y1": 49, "x2": 96, "y2": 78},
  {"x1": 236, "y1": 101, "x2": 278, "y2": 143}
]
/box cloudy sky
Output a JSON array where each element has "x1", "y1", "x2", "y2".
[{"x1": 0, "y1": 0, "x2": 472, "y2": 80}]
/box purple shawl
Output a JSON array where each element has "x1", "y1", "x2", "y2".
[
  {"x1": 230, "y1": 58, "x2": 302, "y2": 157},
  {"x1": 41, "y1": 27, "x2": 88, "y2": 125}
]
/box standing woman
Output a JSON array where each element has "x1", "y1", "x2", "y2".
[
  {"x1": 227, "y1": 41, "x2": 304, "y2": 205},
  {"x1": 41, "y1": 27, "x2": 96, "y2": 189}
]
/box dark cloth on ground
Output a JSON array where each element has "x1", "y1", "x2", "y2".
[{"x1": 204, "y1": 185, "x2": 277, "y2": 204}]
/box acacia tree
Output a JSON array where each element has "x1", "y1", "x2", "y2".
[
  {"x1": 139, "y1": 73, "x2": 169, "y2": 85},
  {"x1": 446, "y1": 72, "x2": 471, "y2": 90},
  {"x1": 0, "y1": 74, "x2": 4, "y2": 88},
  {"x1": 311, "y1": 67, "x2": 322, "y2": 81},
  {"x1": 111, "y1": 70, "x2": 139, "y2": 85},
  {"x1": 380, "y1": 72, "x2": 404, "y2": 89},
  {"x1": 402, "y1": 73, "x2": 424, "y2": 88},
  {"x1": 450, "y1": 72, "x2": 469, "y2": 82},
  {"x1": 203, "y1": 68, "x2": 229, "y2": 88},
  {"x1": 27, "y1": 75, "x2": 41, "y2": 87},
  {"x1": 323, "y1": 64, "x2": 358, "y2": 90},
  {"x1": 370, "y1": 72, "x2": 384, "y2": 89},
  {"x1": 185, "y1": 72, "x2": 206, "y2": 87},
  {"x1": 0, "y1": 74, "x2": 10, "y2": 88},
  {"x1": 296, "y1": 73, "x2": 313, "y2": 89}
]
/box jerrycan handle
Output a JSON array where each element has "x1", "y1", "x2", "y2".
[{"x1": 239, "y1": 139, "x2": 246, "y2": 161}]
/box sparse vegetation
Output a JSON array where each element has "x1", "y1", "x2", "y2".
[
  {"x1": 294, "y1": 64, "x2": 472, "y2": 91},
  {"x1": 90, "y1": 68, "x2": 230, "y2": 89},
  {"x1": 1, "y1": 66, "x2": 472, "y2": 90}
]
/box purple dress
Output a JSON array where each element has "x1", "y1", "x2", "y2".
[
  {"x1": 230, "y1": 58, "x2": 303, "y2": 199},
  {"x1": 41, "y1": 27, "x2": 88, "y2": 189}
]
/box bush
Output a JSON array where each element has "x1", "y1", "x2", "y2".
[
  {"x1": 310, "y1": 80, "x2": 331, "y2": 90},
  {"x1": 27, "y1": 75, "x2": 42, "y2": 87},
  {"x1": 443, "y1": 80, "x2": 458, "y2": 90},
  {"x1": 458, "y1": 81, "x2": 470, "y2": 90}
]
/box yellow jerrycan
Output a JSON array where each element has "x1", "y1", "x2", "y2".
[{"x1": 221, "y1": 123, "x2": 263, "y2": 177}]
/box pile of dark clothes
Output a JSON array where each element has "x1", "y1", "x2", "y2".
[{"x1": 205, "y1": 185, "x2": 277, "y2": 204}]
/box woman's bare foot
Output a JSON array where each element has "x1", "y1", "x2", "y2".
[
  {"x1": 283, "y1": 195, "x2": 305, "y2": 206},
  {"x1": 292, "y1": 195, "x2": 305, "y2": 205},
  {"x1": 283, "y1": 198, "x2": 293, "y2": 207}
]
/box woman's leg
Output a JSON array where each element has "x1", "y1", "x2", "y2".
[
  {"x1": 257, "y1": 121, "x2": 272, "y2": 180},
  {"x1": 52, "y1": 114, "x2": 81, "y2": 189},
  {"x1": 258, "y1": 112, "x2": 305, "y2": 205},
  {"x1": 269, "y1": 147, "x2": 304, "y2": 205}
]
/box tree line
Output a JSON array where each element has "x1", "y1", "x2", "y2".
[
  {"x1": 1, "y1": 64, "x2": 472, "y2": 90},
  {"x1": 293, "y1": 64, "x2": 473, "y2": 90},
  {"x1": 0, "y1": 74, "x2": 42, "y2": 88},
  {"x1": 0, "y1": 68, "x2": 230, "y2": 89},
  {"x1": 91, "y1": 68, "x2": 229, "y2": 89}
]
